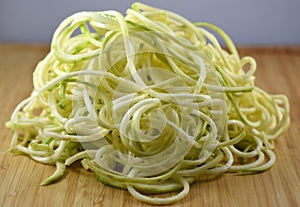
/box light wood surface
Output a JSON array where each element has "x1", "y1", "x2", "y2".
[{"x1": 0, "y1": 44, "x2": 299, "y2": 207}]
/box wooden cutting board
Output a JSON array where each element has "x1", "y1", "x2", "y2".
[{"x1": 0, "y1": 44, "x2": 299, "y2": 207}]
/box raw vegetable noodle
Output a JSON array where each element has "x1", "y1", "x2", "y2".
[{"x1": 6, "y1": 2, "x2": 290, "y2": 205}]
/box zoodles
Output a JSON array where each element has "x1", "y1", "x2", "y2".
[{"x1": 6, "y1": 2, "x2": 290, "y2": 205}]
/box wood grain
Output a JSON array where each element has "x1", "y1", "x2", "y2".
[{"x1": 0, "y1": 44, "x2": 299, "y2": 207}]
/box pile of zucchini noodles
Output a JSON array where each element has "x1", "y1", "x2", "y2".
[{"x1": 6, "y1": 2, "x2": 290, "y2": 205}]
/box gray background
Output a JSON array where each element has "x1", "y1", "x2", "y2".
[{"x1": 1, "y1": 0, "x2": 300, "y2": 45}]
